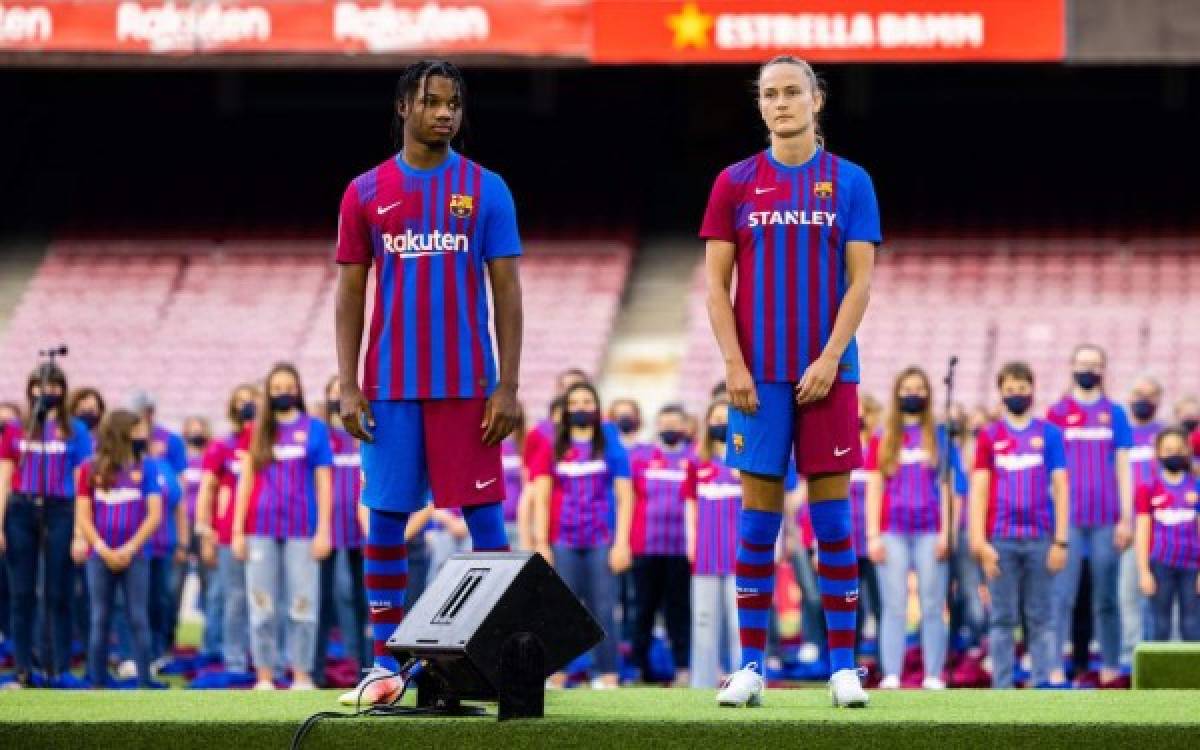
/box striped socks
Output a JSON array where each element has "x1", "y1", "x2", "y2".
[
  {"x1": 735, "y1": 508, "x2": 782, "y2": 675},
  {"x1": 462, "y1": 502, "x2": 510, "y2": 551},
  {"x1": 809, "y1": 498, "x2": 859, "y2": 674},
  {"x1": 364, "y1": 508, "x2": 410, "y2": 672}
]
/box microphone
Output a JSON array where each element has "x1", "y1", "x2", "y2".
[{"x1": 38, "y1": 345, "x2": 68, "y2": 359}]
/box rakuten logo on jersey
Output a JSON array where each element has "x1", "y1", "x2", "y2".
[
  {"x1": 116, "y1": 2, "x2": 271, "y2": 52},
  {"x1": 383, "y1": 229, "x2": 469, "y2": 257},
  {"x1": 0, "y1": 4, "x2": 52, "y2": 44},
  {"x1": 334, "y1": 1, "x2": 488, "y2": 52}
]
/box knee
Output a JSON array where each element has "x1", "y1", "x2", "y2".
[
  {"x1": 289, "y1": 593, "x2": 317, "y2": 624},
  {"x1": 249, "y1": 587, "x2": 275, "y2": 623}
]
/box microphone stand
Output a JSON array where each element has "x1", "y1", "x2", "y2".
[{"x1": 938, "y1": 355, "x2": 959, "y2": 662}]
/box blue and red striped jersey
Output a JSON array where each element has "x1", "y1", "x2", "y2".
[
  {"x1": 529, "y1": 437, "x2": 630, "y2": 549},
  {"x1": 1046, "y1": 396, "x2": 1133, "y2": 528},
  {"x1": 866, "y1": 425, "x2": 963, "y2": 535},
  {"x1": 148, "y1": 456, "x2": 182, "y2": 558},
  {"x1": 246, "y1": 414, "x2": 333, "y2": 539},
  {"x1": 80, "y1": 458, "x2": 161, "y2": 557},
  {"x1": 501, "y1": 438, "x2": 522, "y2": 523},
  {"x1": 1136, "y1": 475, "x2": 1200, "y2": 569},
  {"x1": 329, "y1": 425, "x2": 363, "y2": 549},
  {"x1": 631, "y1": 446, "x2": 693, "y2": 557},
  {"x1": 975, "y1": 418, "x2": 1067, "y2": 540},
  {"x1": 686, "y1": 456, "x2": 741, "y2": 576},
  {"x1": 1129, "y1": 421, "x2": 1163, "y2": 491},
  {"x1": 336, "y1": 150, "x2": 521, "y2": 400},
  {"x1": 700, "y1": 148, "x2": 881, "y2": 383},
  {"x1": 1, "y1": 418, "x2": 92, "y2": 498}
]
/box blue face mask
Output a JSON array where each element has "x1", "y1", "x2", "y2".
[
  {"x1": 1131, "y1": 399, "x2": 1156, "y2": 421},
  {"x1": 659, "y1": 430, "x2": 684, "y2": 448},
  {"x1": 1074, "y1": 371, "x2": 1102, "y2": 390},
  {"x1": 707, "y1": 424, "x2": 728, "y2": 443},
  {"x1": 567, "y1": 410, "x2": 597, "y2": 428},
  {"x1": 238, "y1": 402, "x2": 257, "y2": 422},
  {"x1": 270, "y1": 394, "x2": 299, "y2": 413},
  {"x1": 77, "y1": 411, "x2": 100, "y2": 430},
  {"x1": 898, "y1": 395, "x2": 927, "y2": 415},
  {"x1": 1161, "y1": 455, "x2": 1190, "y2": 473},
  {"x1": 131, "y1": 438, "x2": 148, "y2": 459},
  {"x1": 616, "y1": 416, "x2": 640, "y2": 435},
  {"x1": 1003, "y1": 394, "x2": 1033, "y2": 416}
]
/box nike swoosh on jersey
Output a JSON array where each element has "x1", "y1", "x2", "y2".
[
  {"x1": 475, "y1": 478, "x2": 497, "y2": 489},
  {"x1": 376, "y1": 201, "x2": 403, "y2": 215},
  {"x1": 834, "y1": 446, "x2": 851, "y2": 457},
  {"x1": 754, "y1": 187, "x2": 776, "y2": 195}
]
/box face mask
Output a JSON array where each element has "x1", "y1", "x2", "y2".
[
  {"x1": 77, "y1": 411, "x2": 100, "y2": 430},
  {"x1": 898, "y1": 395, "x2": 927, "y2": 415},
  {"x1": 1161, "y1": 455, "x2": 1191, "y2": 473},
  {"x1": 238, "y1": 402, "x2": 257, "y2": 422},
  {"x1": 1074, "y1": 371, "x2": 1102, "y2": 390},
  {"x1": 615, "y1": 416, "x2": 640, "y2": 436},
  {"x1": 270, "y1": 394, "x2": 299, "y2": 413},
  {"x1": 567, "y1": 410, "x2": 596, "y2": 428},
  {"x1": 1131, "y1": 399, "x2": 1157, "y2": 421},
  {"x1": 327, "y1": 400, "x2": 341, "y2": 418},
  {"x1": 708, "y1": 424, "x2": 728, "y2": 443},
  {"x1": 948, "y1": 420, "x2": 966, "y2": 439},
  {"x1": 659, "y1": 430, "x2": 684, "y2": 448},
  {"x1": 1003, "y1": 394, "x2": 1033, "y2": 416},
  {"x1": 38, "y1": 393, "x2": 63, "y2": 411},
  {"x1": 1184, "y1": 419, "x2": 1200, "y2": 435},
  {"x1": 131, "y1": 438, "x2": 148, "y2": 459},
  {"x1": 186, "y1": 434, "x2": 208, "y2": 449}
]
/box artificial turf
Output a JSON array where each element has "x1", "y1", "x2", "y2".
[
  {"x1": 3, "y1": 688, "x2": 1200, "y2": 750},
  {"x1": 1133, "y1": 642, "x2": 1200, "y2": 689}
]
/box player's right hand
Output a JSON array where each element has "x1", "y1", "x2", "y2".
[
  {"x1": 340, "y1": 384, "x2": 376, "y2": 444},
  {"x1": 727, "y1": 362, "x2": 758, "y2": 415},
  {"x1": 978, "y1": 542, "x2": 1000, "y2": 580}
]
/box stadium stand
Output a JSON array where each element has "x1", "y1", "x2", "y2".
[
  {"x1": 681, "y1": 237, "x2": 1200, "y2": 411},
  {"x1": 0, "y1": 237, "x2": 632, "y2": 427}
]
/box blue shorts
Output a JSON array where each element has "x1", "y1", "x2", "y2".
[
  {"x1": 360, "y1": 399, "x2": 504, "y2": 513},
  {"x1": 727, "y1": 381, "x2": 862, "y2": 478}
]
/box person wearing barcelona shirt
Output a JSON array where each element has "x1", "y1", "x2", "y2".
[
  {"x1": 701, "y1": 55, "x2": 881, "y2": 708},
  {"x1": 1122, "y1": 375, "x2": 1164, "y2": 665},
  {"x1": 1046, "y1": 344, "x2": 1133, "y2": 687},
  {"x1": 333, "y1": 59, "x2": 523, "y2": 705},
  {"x1": 970, "y1": 362, "x2": 1069, "y2": 689},
  {"x1": 1135, "y1": 426, "x2": 1200, "y2": 642}
]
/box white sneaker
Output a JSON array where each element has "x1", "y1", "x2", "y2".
[
  {"x1": 590, "y1": 677, "x2": 617, "y2": 690},
  {"x1": 921, "y1": 676, "x2": 946, "y2": 690},
  {"x1": 716, "y1": 664, "x2": 764, "y2": 707},
  {"x1": 117, "y1": 660, "x2": 138, "y2": 680},
  {"x1": 878, "y1": 674, "x2": 901, "y2": 689},
  {"x1": 290, "y1": 678, "x2": 316, "y2": 691},
  {"x1": 253, "y1": 679, "x2": 276, "y2": 691},
  {"x1": 150, "y1": 656, "x2": 170, "y2": 677},
  {"x1": 829, "y1": 669, "x2": 869, "y2": 708},
  {"x1": 338, "y1": 667, "x2": 403, "y2": 707}
]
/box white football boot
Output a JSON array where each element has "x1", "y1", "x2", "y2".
[
  {"x1": 828, "y1": 668, "x2": 870, "y2": 708},
  {"x1": 716, "y1": 664, "x2": 764, "y2": 707},
  {"x1": 337, "y1": 666, "x2": 403, "y2": 707}
]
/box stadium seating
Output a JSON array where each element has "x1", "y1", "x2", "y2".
[
  {"x1": 681, "y1": 238, "x2": 1200, "y2": 412},
  {"x1": 0, "y1": 237, "x2": 631, "y2": 428}
]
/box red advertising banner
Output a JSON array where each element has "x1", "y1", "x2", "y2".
[
  {"x1": 593, "y1": 0, "x2": 1065, "y2": 63},
  {"x1": 0, "y1": 0, "x2": 1063, "y2": 60},
  {"x1": 0, "y1": 0, "x2": 592, "y2": 55}
]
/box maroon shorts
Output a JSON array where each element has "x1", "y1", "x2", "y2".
[{"x1": 360, "y1": 398, "x2": 504, "y2": 512}]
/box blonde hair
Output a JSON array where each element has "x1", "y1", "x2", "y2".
[{"x1": 758, "y1": 55, "x2": 825, "y2": 148}]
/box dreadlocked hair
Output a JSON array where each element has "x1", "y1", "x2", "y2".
[{"x1": 391, "y1": 59, "x2": 467, "y2": 151}]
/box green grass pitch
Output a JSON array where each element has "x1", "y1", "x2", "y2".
[{"x1": 3, "y1": 688, "x2": 1200, "y2": 750}]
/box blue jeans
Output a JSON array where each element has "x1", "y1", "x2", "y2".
[
  {"x1": 789, "y1": 550, "x2": 827, "y2": 656},
  {"x1": 87, "y1": 555, "x2": 152, "y2": 686},
  {"x1": 113, "y1": 554, "x2": 172, "y2": 662},
  {"x1": 988, "y1": 537, "x2": 1057, "y2": 688},
  {"x1": 245, "y1": 536, "x2": 318, "y2": 674},
  {"x1": 314, "y1": 547, "x2": 368, "y2": 682},
  {"x1": 3, "y1": 495, "x2": 75, "y2": 675},
  {"x1": 1054, "y1": 524, "x2": 1121, "y2": 670},
  {"x1": 879, "y1": 532, "x2": 947, "y2": 679},
  {"x1": 217, "y1": 545, "x2": 250, "y2": 672},
  {"x1": 950, "y1": 532, "x2": 987, "y2": 648},
  {"x1": 172, "y1": 535, "x2": 221, "y2": 656},
  {"x1": 553, "y1": 545, "x2": 618, "y2": 674},
  {"x1": 1149, "y1": 562, "x2": 1200, "y2": 641}
]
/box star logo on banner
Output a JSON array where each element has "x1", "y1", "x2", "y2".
[{"x1": 667, "y1": 2, "x2": 713, "y2": 49}]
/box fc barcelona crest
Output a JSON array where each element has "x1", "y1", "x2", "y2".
[
  {"x1": 733, "y1": 433, "x2": 745, "y2": 454},
  {"x1": 1188, "y1": 491, "x2": 1198, "y2": 506},
  {"x1": 813, "y1": 181, "x2": 834, "y2": 199},
  {"x1": 1030, "y1": 436, "x2": 1044, "y2": 449},
  {"x1": 450, "y1": 193, "x2": 474, "y2": 219}
]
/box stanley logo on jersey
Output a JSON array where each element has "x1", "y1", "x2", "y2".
[
  {"x1": 450, "y1": 194, "x2": 474, "y2": 219},
  {"x1": 813, "y1": 181, "x2": 834, "y2": 199}
]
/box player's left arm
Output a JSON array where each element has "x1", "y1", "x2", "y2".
[
  {"x1": 484, "y1": 256, "x2": 523, "y2": 446},
  {"x1": 796, "y1": 242, "x2": 874, "y2": 404},
  {"x1": 481, "y1": 173, "x2": 524, "y2": 446}
]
